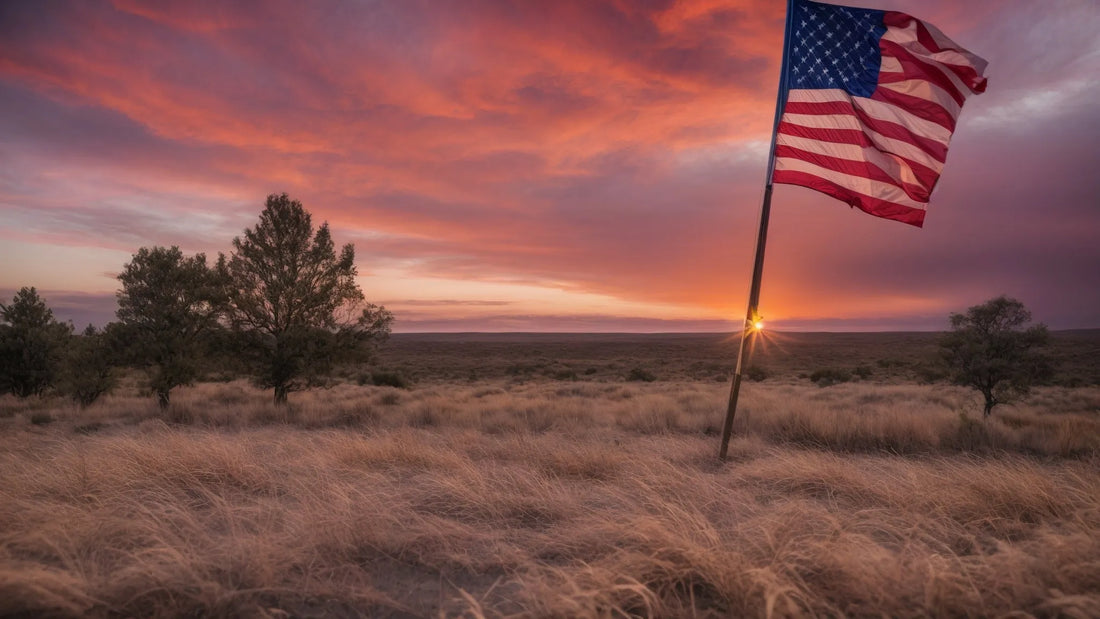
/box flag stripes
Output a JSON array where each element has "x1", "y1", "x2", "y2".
[{"x1": 772, "y1": 1, "x2": 987, "y2": 227}]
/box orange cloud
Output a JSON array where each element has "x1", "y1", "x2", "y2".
[{"x1": 1, "y1": 0, "x2": 1098, "y2": 330}]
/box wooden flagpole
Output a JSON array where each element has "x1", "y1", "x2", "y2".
[{"x1": 719, "y1": 0, "x2": 795, "y2": 460}]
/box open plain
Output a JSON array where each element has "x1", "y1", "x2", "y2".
[{"x1": 2, "y1": 331, "x2": 1099, "y2": 617}]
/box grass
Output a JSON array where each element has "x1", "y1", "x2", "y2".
[{"x1": 1, "y1": 332, "x2": 1098, "y2": 617}]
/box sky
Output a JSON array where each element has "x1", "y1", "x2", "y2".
[{"x1": 1, "y1": 0, "x2": 1098, "y2": 332}]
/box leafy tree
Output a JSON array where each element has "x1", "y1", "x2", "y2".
[
  {"x1": 940, "y1": 296, "x2": 1053, "y2": 417},
  {"x1": 57, "y1": 324, "x2": 118, "y2": 407},
  {"x1": 221, "y1": 193, "x2": 393, "y2": 404},
  {"x1": 116, "y1": 246, "x2": 227, "y2": 408},
  {"x1": 0, "y1": 287, "x2": 71, "y2": 397}
]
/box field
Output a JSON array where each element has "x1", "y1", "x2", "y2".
[{"x1": 2, "y1": 332, "x2": 1099, "y2": 617}]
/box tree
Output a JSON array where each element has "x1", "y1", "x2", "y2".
[
  {"x1": 116, "y1": 246, "x2": 227, "y2": 408},
  {"x1": 56, "y1": 324, "x2": 118, "y2": 408},
  {"x1": 0, "y1": 287, "x2": 71, "y2": 397},
  {"x1": 940, "y1": 296, "x2": 1053, "y2": 417},
  {"x1": 221, "y1": 193, "x2": 393, "y2": 404}
]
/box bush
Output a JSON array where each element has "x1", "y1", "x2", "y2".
[
  {"x1": 371, "y1": 370, "x2": 410, "y2": 389},
  {"x1": 916, "y1": 364, "x2": 947, "y2": 384},
  {"x1": 29, "y1": 412, "x2": 53, "y2": 425},
  {"x1": 809, "y1": 368, "x2": 851, "y2": 387},
  {"x1": 853, "y1": 365, "x2": 873, "y2": 380},
  {"x1": 626, "y1": 367, "x2": 657, "y2": 382},
  {"x1": 57, "y1": 325, "x2": 118, "y2": 407},
  {"x1": 744, "y1": 365, "x2": 770, "y2": 382}
]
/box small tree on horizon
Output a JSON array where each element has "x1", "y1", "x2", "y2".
[
  {"x1": 221, "y1": 193, "x2": 393, "y2": 404},
  {"x1": 0, "y1": 287, "x2": 71, "y2": 397},
  {"x1": 57, "y1": 324, "x2": 118, "y2": 408},
  {"x1": 940, "y1": 295, "x2": 1052, "y2": 417},
  {"x1": 116, "y1": 246, "x2": 227, "y2": 408}
]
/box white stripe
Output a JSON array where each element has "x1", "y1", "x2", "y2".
[
  {"x1": 776, "y1": 133, "x2": 926, "y2": 190},
  {"x1": 880, "y1": 56, "x2": 903, "y2": 73},
  {"x1": 785, "y1": 88, "x2": 849, "y2": 104},
  {"x1": 865, "y1": 128, "x2": 944, "y2": 172},
  {"x1": 780, "y1": 111, "x2": 946, "y2": 172},
  {"x1": 782, "y1": 112, "x2": 861, "y2": 131},
  {"x1": 774, "y1": 157, "x2": 928, "y2": 210},
  {"x1": 851, "y1": 96, "x2": 952, "y2": 147},
  {"x1": 786, "y1": 89, "x2": 952, "y2": 147},
  {"x1": 901, "y1": 17, "x2": 988, "y2": 75},
  {"x1": 879, "y1": 78, "x2": 962, "y2": 120},
  {"x1": 882, "y1": 24, "x2": 983, "y2": 97}
]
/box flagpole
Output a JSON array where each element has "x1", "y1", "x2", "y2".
[{"x1": 719, "y1": 0, "x2": 795, "y2": 460}]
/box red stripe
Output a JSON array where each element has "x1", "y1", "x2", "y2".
[
  {"x1": 773, "y1": 169, "x2": 927, "y2": 227},
  {"x1": 884, "y1": 12, "x2": 940, "y2": 54},
  {"x1": 871, "y1": 87, "x2": 956, "y2": 132},
  {"x1": 880, "y1": 41, "x2": 966, "y2": 106},
  {"x1": 783, "y1": 98, "x2": 948, "y2": 162},
  {"x1": 778, "y1": 120, "x2": 872, "y2": 147},
  {"x1": 883, "y1": 11, "x2": 987, "y2": 92},
  {"x1": 775, "y1": 144, "x2": 932, "y2": 202},
  {"x1": 777, "y1": 121, "x2": 942, "y2": 190},
  {"x1": 783, "y1": 99, "x2": 852, "y2": 116}
]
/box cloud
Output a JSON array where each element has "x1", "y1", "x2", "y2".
[{"x1": 1, "y1": 0, "x2": 1097, "y2": 330}]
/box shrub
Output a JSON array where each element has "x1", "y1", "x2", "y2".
[
  {"x1": 809, "y1": 368, "x2": 851, "y2": 387},
  {"x1": 916, "y1": 365, "x2": 947, "y2": 384},
  {"x1": 29, "y1": 411, "x2": 53, "y2": 425},
  {"x1": 57, "y1": 325, "x2": 118, "y2": 407},
  {"x1": 853, "y1": 365, "x2": 874, "y2": 380},
  {"x1": 626, "y1": 367, "x2": 657, "y2": 382},
  {"x1": 371, "y1": 371, "x2": 410, "y2": 389},
  {"x1": 744, "y1": 365, "x2": 770, "y2": 382}
]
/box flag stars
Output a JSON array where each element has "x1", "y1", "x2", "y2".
[{"x1": 786, "y1": 0, "x2": 885, "y2": 98}]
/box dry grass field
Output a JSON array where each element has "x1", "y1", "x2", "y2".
[{"x1": 1, "y1": 332, "x2": 1098, "y2": 617}]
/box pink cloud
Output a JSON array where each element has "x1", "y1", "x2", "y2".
[{"x1": 1, "y1": 0, "x2": 1097, "y2": 330}]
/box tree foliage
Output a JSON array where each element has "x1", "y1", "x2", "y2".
[
  {"x1": 0, "y1": 287, "x2": 71, "y2": 397},
  {"x1": 56, "y1": 324, "x2": 118, "y2": 407},
  {"x1": 940, "y1": 296, "x2": 1052, "y2": 417},
  {"x1": 221, "y1": 193, "x2": 393, "y2": 404},
  {"x1": 116, "y1": 246, "x2": 227, "y2": 407}
]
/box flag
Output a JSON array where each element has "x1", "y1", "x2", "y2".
[{"x1": 771, "y1": 0, "x2": 988, "y2": 227}]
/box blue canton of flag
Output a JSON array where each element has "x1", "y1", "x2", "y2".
[{"x1": 789, "y1": 2, "x2": 884, "y2": 97}]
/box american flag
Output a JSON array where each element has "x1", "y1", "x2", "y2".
[{"x1": 772, "y1": 0, "x2": 988, "y2": 227}]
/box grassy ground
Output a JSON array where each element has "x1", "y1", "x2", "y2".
[
  {"x1": 366, "y1": 330, "x2": 1100, "y2": 387},
  {"x1": 1, "y1": 333, "x2": 1098, "y2": 617}
]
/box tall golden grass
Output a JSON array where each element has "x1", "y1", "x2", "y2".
[{"x1": 1, "y1": 378, "x2": 1098, "y2": 617}]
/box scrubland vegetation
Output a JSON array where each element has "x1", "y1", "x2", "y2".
[{"x1": 2, "y1": 332, "x2": 1098, "y2": 617}]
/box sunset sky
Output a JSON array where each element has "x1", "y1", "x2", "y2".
[{"x1": 1, "y1": 0, "x2": 1097, "y2": 332}]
